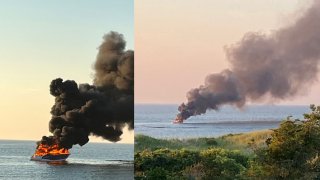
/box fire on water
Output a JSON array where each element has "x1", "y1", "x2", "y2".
[
  {"x1": 173, "y1": 117, "x2": 184, "y2": 124},
  {"x1": 31, "y1": 143, "x2": 70, "y2": 162}
]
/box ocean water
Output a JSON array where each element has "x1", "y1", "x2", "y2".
[
  {"x1": 0, "y1": 140, "x2": 133, "y2": 180},
  {"x1": 135, "y1": 104, "x2": 310, "y2": 138}
]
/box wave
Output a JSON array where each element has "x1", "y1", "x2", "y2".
[{"x1": 64, "y1": 158, "x2": 133, "y2": 166}]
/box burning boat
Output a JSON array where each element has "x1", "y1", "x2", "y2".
[
  {"x1": 31, "y1": 143, "x2": 70, "y2": 162},
  {"x1": 173, "y1": 117, "x2": 184, "y2": 124}
]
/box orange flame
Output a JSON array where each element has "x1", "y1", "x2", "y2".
[
  {"x1": 173, "y1": 117, "x2": 184, "y2": 124},
  {"x1": 33, "y1": 143, "x2": 69, "y2": 156}
]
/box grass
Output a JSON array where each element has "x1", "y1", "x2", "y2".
[
  {"x1": 135, "y1": 129, "x2": 272, "y2": 154},
  {"x1": 221, "y1": 130, "x2": 272, "y2": 147},
  {"x1": 134, "y1": 134, "x2": 219, "y2": 152}
]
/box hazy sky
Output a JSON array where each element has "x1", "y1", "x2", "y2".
[
  {"x1": 0, "y1": 0, "x2": 134, "y2": 143},
  {"x1": 135, "y1": 0, "x2": 319, "y2": 105}
]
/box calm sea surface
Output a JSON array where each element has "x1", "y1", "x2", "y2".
[
  {"x1": 135, "y1": 104, "x2": 310, "y2": 138},
  {"x1": 0, "y1": 140, "x2": 133, "y2": 179}
]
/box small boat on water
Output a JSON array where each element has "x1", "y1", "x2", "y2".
[
  {"x1": 173, "y1": 118, "x2": 184, "y2": 124},
  {"x1": 31, "y1": 153, "x2": 69, "y2": 162},
  {"x1": 31, "y1": 143, "x2": 70, "y2": 162}
]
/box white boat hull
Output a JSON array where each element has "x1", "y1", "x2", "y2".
[{"x1": 30, "y1": 154, "x2": 69, "y2": 162}]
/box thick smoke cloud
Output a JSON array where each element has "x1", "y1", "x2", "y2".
[
  {"x1": 176, "y1": 1, "x2": 320, "y2": 122},
  {"x1": 39, "y1": 31, "x2": 133, "y2": 148}
]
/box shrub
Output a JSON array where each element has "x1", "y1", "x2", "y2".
[
  {"x1": 255, "y1": 105, "x2": 320, "y2": 178},
  {"x1": 135, "y1": 148, "x2": 249, "y2": 179}
]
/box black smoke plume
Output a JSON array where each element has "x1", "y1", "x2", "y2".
[
  {"x1": 175, "y1": 1, "x2": 320, "y2": 123},
  {"x1": 39, "y1": 31, "x2": 133, "y2": 149}
]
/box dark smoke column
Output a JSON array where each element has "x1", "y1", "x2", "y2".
[
  {"x1": 40, "y1": 31, "x2": 133, "y2": 149},
  {"x1": 174, "y1": 1, "x2": 320, "y2": 123}
]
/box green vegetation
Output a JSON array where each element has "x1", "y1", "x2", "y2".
[
  {"x1": 252, "y1": 104, "x2": 320, "y2": 179},
  {"x1": 135, "y1": 105, "x2": 320, "y2": 179},
  {"x1": 135, "y1": 130, "x2": 271, "y2": 153},
  {"x1": 135, "y1": 135, "x2": 220, "y2": 152},
  {"x1": 135, "y1": 148, "x2": 249, "y2": 179}
]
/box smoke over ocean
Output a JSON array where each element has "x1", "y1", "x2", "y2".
[
  {"x1": 39, "y1": 31, "x2": 133, "y2": 149},
  {"x1": 176, "y1": 1, "x2": 320, "y2": 122}
]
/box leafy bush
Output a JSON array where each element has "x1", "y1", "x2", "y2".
[
  {"x1": 135, "y1": 148, "x2": 249, "y2": 179},
  {"x1": 253, "y1": 105, "x2": 320, "y2": 178}
]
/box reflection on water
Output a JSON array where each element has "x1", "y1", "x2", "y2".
[{"x1": 36, "y1": 160, "x2": 69, "y2": 166}]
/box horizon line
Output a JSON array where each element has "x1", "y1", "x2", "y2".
[
  {"x1": 135, "y1": 103, "x2": 312, "y2": 106},
  {"x1": 0, "y1": 138, "x2": 134, "y2": 145}
]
